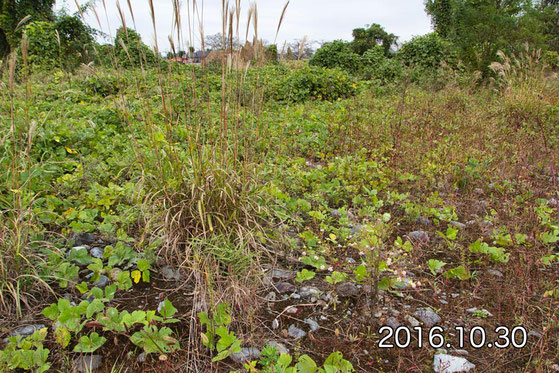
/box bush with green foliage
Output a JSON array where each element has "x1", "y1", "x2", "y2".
[
  {"x1": 270, "y1": 66, "x2": 356, "y2": 103},
  {"x1": 309, "y1": 40, "x2": 360, "y2": 74},
  {"x1": 22, "y1": 14, "x2": 95, "y2": 71},
  {"x1": 0, "y1": 0, "x2": 55, "y2": 57},
  {"x1": 265, "y1": 44, "x2": 278, "y2": 64},
  {"x1": 351, "y1": 23, "x2": 398, "y2": 56},
  {"x1": 360, "y1": 45, "x2": 403, "y2": 83},
  {"x1": 544, "y1": 50, "x2": 559, "y2": 70},
  {"x1": 114, "y1": 27, "x2": 158, "y2": 68},
  {"x1": 53, "y1": 14, "x2": 95, "y2": 70},
  {"x1": 23, "y1": 21, "x2": 59, "y2": 68},
  {"x1": 398, "y1": 33, "x2": 456, "y2": 69}
]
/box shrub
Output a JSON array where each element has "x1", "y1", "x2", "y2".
[
  {"x1": 360, "y1": 45, "x2": 403, "y2": 83},
  {"x1": 114, "y1": 27, "x2": 158, "y2": 68},
  {"x1": 309, "y1": 40, "x2": 360, "y2": 74},
  {"x1": 398, "y1": 33, "x2": 456, "y2": 69},
  {"x1": 544, "y1": 50, "x2": 559, "y2": 70},
  {"x1": 23, "y1": 15, "x2": 95, "y2": 71},
  {"x1": 270, "y1": 66, "x2": 356, "y2": 103},
  {"x1": 23, "y1": 22, "x2": 59, "y2": 68},
  {"x1": 82, "y1": 75, "x2": 120, "y2": 97}
]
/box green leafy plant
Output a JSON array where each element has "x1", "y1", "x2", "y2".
[
  {"x1": 353, "y1": 264, "x2": 368, "y2": 283},
  {"x1": 469, "y1": 240, "x2": 510, "y2": 263},
  {"x1": 443, "y1": 265, "x2": 471, "y2": 280},
  {"x1": 131, "y1": 259, "x2": 151, "y2": 284},
  {"x1": 199, "y1": 303, "x2": 242, "y2": 362},
  {"x1": 0, "y1": 329, "x2": 51, "y2": 373},
  {"x1": 428, "y1": 259, "x2": 446, "y2": 275},
  {"x1": 73, "y1": 332, "x2": 106, "y2": 353},
  {"x1": 326, "y1": 271, "x2": 348, "y2": 285},
  {"x1": 296, "y1": 269, "x2": 316, "y2": 283}
]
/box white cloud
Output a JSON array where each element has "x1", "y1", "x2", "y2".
[{"x1": 55, "y1": 0, "x2": 432, "y2": 51}]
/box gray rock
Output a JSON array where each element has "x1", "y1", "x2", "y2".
[
  {"x1": 11, "y1": 324, "x2": 46, "y2": 337},
  {"x1": 275, "y1": 282, "x2": 295, "y2": 294},
  {"x1": 85, "y1": 273, "x2": 109, "y2": 288},
  {"x1": 330, "y1": 209, "x2": 342, "y2": 218},
  {"x1": 405, "y1": 315, "x2": 420, "y2": 327},
  {"x1": 385, "y1": 317, "x2": 400, "y2": 329},
  {"x1": 299, "y1": 286, "x2": 321, "y2": 298},
  {"x1": 71, "y1": 232, "x2": 97, "y2": 246},
  {"x1": 230, "y1": 347, "x2": 261, "y2": 363},
  {"x1": 548, "y1": 198, "x2": 558, "y2": 207},
  {"x1": 408, "y1": 231, "x2": 429, "y2": 244},
  {"x1": 160, "y1": 265, "x2": 181, "y2": 281},
  {"x1": 414, "y1": 309, "x2": 441, "y2": 327},
  {"x1": 272, "y1": 319, "x2": 280, "y2": 329},
  {"x1": 138, "y1": 352, "x2": 146, "y2": 363},
  {"x1": 93, "y1": 275, "x2": 109, "y2": 288},
  {"x1": 304, "y1": 318, "x2": 320, "y2": 332},
  {"x1": 267, "y1": 341, "x2": 289, "y2": 354},
  {"x1": 528, "y1": 330, "x2": 542, "y2": 339},
  {"x1": 336, "y1": 282, "x2": 360, "y2": 297},
  {"x1": 450, "y1": 221, "x2": 466, "y2": 229},
  {"x1": 466, "y1": 307, "x2": 493, "y2": 317},
  {"x1": 350, "y1": 224, "x2": 363, "y2": 237},
  {"x1": 345, "y1": 257, "x2": 356, "y2": 264},
  {"x1": 288, "y1": 324, "x2": 307, "y2": 339},
  {"x1": 270, "y1": 268, "x2": 295, "y2": 280},
  {"x1": 73, "y1": 355, "x2": 103, "y2": 372},
  {"x1": 291, "y1": 293, "x2": 301, "y2": 300},
  {"x1": 90, "y1": 247, "x2": 104, "y2": 259},
  {"x1": 416, "y1": 216, "x2": 432, "y2": 226},
  {"x1": 433, "y1": 353, "x2": 475, "y2": 373},
  {"x1": 486, "y1": 269, "x2": 503, "y2": 278}
]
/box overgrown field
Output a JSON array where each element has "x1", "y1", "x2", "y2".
[{"x1": 1, "y1": 15, "x2": 559, "y2": 372}]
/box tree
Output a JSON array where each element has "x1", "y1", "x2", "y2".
[
  {"x1": 537, "y1": 0, "x2": 559, "y2": 51},
  {"x1": 53, "y1": 14, "x2": 95, "y2": 69},
  {"x1": 398, "y1": 32, "x2": 456, "y2": 68},
  {"x1": 425, "y1": 0, "x2": 546, "y2": 75},
  {"x1": 309, "y1": 40, "x2": 360, "y2": 73},
  {"x1": 287, "y1": 39, "x2": 316, "y2": 60},
  {"x1": 285, "y1": 46, "x2": 295, "y2": 60},
  {"x1": 204, "y1": 32, "x2": 240, "y2": 51},
  {"x1": 425, "y1": 0, "x2": 453, "y2": 38},
  {"x1": 265, "y1": 44, "x2": 278, "y2": 63},
  {"x1": 114, "y1": 27, "x2": 157, "y2": 67},
  {"x1": 0, "y1": 0, "x2": 55, "y2": 57},
  {"x1": 350, "y1": 23, "x2": 398, "y2": 56},
  {"x1": 20, "y1": 13, "x2": 95, "y2": 71}
]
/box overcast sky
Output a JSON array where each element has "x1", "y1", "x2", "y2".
[{"x1": 55, "y1": 0, "x2": 432, "y2": 52}]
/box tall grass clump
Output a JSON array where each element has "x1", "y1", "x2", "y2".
[
  {"x1": 0, "y1": 40, "x2": 52, "y2": 319},
  {"x1": 86, "y1": 1, "x2": 289, "y2": 366},
  {"x1": 490, "y1": 44, "x2": 558, "y2": 180}
]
